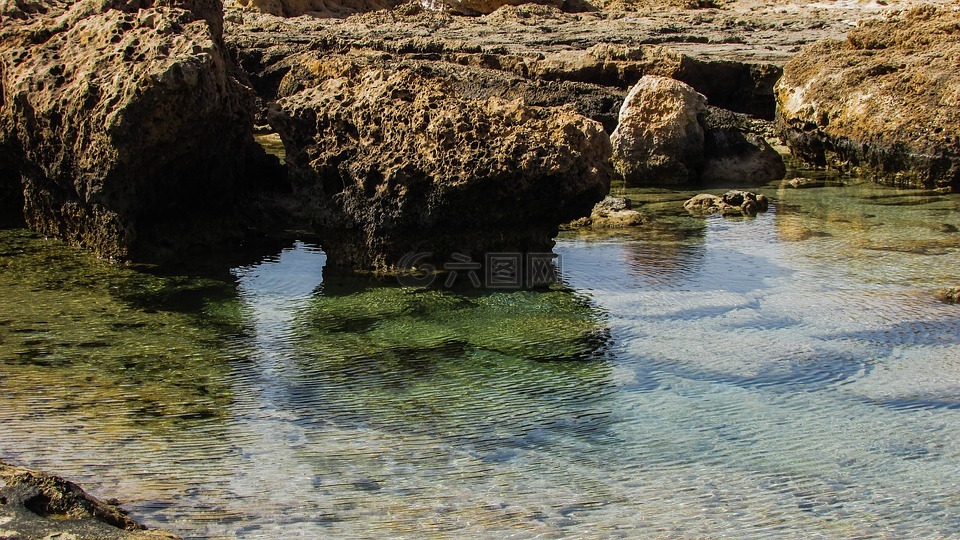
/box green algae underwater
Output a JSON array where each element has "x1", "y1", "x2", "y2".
[{"x1": 2, "y1": 175, "x2": 960, "y2": 538}]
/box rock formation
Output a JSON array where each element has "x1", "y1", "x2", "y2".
[
  {"x1": 0, "y1": 0, "x2": 282, "y2": 261},
  {"x1": 700, "y1": 107, "x2": 786, "y2": 186},
  {"x1": 269, "y1": 52, "x2": 611, "y2": 272},
  {"x1": 684, "y1": 190, "x2": 769, "y2": 217},
  {"x1": 611, "y1": 75, "x2": 708, "y2": 186},
  {"x1": 776, "y1": 5, "x2": 960, "y2": 189},
  {"x1": 0, "y1": 461, "x2": 180, "y2": 539},
  {"x1": 566, "y1": 196, "x2": 646, "y2": 228},
  {"x1": 935, "y1": 287, "x2": 960, "y2": 304}
]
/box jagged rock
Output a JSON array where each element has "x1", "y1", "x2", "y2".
[
  {"x1": 421, "y1": 0, "x2": 563, "y2": 16},
  {"x1": 0, "y1": 461, "x2": 179, "y2": 539},
  {"x1": 700, "y1": 107, "x2": 785, "y2": 186},
  {"x1": 528, "y1": 44, "x2": 781, "y2": 118},
  {"x1": 775, "y1": 5, "x2": 960, "y2": 189},
  {"x1": 611, "y1": 75, "x2": 707, "y2": 186},
  {"x1": 684, "y1": 190, "x2": 769, "y2": 216},
  {"x1": 269, "y1": 51, "x2": 611, "y2": 272},
  {"x1": 568, "y1": 196, "x2": 645, "y2": 228},
  {"x1": 935, "y1": 287, "x2": 960, "y2": 304},
  {"x1": 225, "y1": 0, "x2": 404, "y2": 17},
  {"x1": 0, "y1": 0, "x2": 281, "y2": 261}
]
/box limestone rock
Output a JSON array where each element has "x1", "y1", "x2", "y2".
[
  {"x1": 611, "y1": 75, "x2": 707, "y2": 186},
  {"x1": 225, "y1": 0, "x2": 404, "y2": 18},
  {"x1": 775, "y1": 5, "x2": 960, "y2": 189},
  {"x1": 0, "y1": 0, "x2": 280, "y2": 260},
  {"x1": 569, "y1": 196, "x2": 646, "y2": 228},
  {"x1": 700, "y1": 107, "x2": 785, "y2": 186},
  {"x1": 269, "y1": 52, "x2": 611, "y2": 272},
  {"x1": 421, "y1": 0, "x2": 563, "y2": 16},
  {"x1": 0, "y1": 461, "x2": 180, "y2": 539},
  {"x1": 684, "y1": 190, "x2": 769, "y2": 217},
  {"x1": 935, "y1": 287, "x2": 960, "y2": 304}
]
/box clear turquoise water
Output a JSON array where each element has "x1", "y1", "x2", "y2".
[{"x1": 1, "y1": 179, "x2": 959, "y2": 538}]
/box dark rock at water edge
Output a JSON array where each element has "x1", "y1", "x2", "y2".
[
  {"x1": 0, "y1": 0, "x2": 288, "y2": 261},
  {"x1": 775, "y1": 5, "x2": 960, "y2": 189},
  {"x1": 0, "y1": 461, "x2": 180, "y2": 539},
  {"x1": 269, "y1": 51, "x2": 611, "y2": 272}
]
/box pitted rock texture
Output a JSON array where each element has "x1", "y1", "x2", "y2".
[
  {"x1": 0, "y1": 461, "x2": 180, "y2": 539},
  {"x1": 0, "y1": 0, "x2": 279, "y2": 260},
  {"x1": 701, "y1": 107, "x2": 785, "y2": 185},
  {"x1": 775, "y1": 5, "x2": 960, "y2": 189},
  {"x1": 269, "y1": 52, "x2": 611, "y2": 272},
  {"x1": 611, "y1": 75, "x2": 707, "y2": 186},
  {"x1": 684, "y1": 189, "x2": 769, "y2": 216}
]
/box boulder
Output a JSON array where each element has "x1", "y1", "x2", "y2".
[
  {"x1": 700, "y1": 107, "x2": 785, "y2": 186},
  {"x1": 269, "y1": 52, "x2": 611, "y2": 273},
  {"x1": 0, "y1": 461, "x2": 180, "y2": 539},
  {"x1": 775, "y1": 5, "x2": 960, "y2": 189},
  {"x1": 0, "y1": 0, "x2": 280, "y2": 261},
  {"x1": 684, "y1": 190, "x2": 769, "y2": 217},
  {"x1": 610, "y1": 75, "x2": 707, "y2": 186}
]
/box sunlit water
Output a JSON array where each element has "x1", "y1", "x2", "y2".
[{"x1": 2, "y1": 178, "x2": 960, "y2": 538}]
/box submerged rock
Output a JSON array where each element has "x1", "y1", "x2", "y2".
[
  {"x1": 0, "y1": 0, "x2": 282, "y2": 261},
  {"x1": 270, "y1": 52, "x2": 611, "y2": 272},
  {"x1": 775, "y1": 5, "x2": 960, "y2": 189},
  {"x1": 611, "y1": 76, "x2": 707, "y2": 186},
  {"x1": 0, "y1": 461, "x2": 180, "y2": 539},
  {"x1": 684, "y1": 190, "x2": 769, "y2": 217}
]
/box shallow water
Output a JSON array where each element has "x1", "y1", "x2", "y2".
[{"x1": 1, "y1": 178, "x2": 960, "y2": 538}]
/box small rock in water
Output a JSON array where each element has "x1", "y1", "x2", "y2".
[
  {"x1": 786, "y1": 177, "x2": 843, "y2": 189},
  {"x1": 684, "y1": 190, "x2": 769, "y2": 217},
  {"x1": 935, "y1": 287, "x2": 960, "y2": 304}
]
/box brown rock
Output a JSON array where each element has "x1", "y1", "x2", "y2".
[
  {"x1": 775, "y1": 5, "x2": 960, "y2": 189},
  {"x1": 611, "y1": 75, "x2": 707, "y2": 186},
  {"x1": 0, "y1": 461, "x2": 180, "y2": 539},
  {"x1": 0, "y1": 0, "x2": 281, "y2": 261},
  {"x1": 935, "y1": 287, "x2": 960, "y2": 304},
  {"x1": 700, "y1": 107, "x2": 785, "y2": 186},
  {"x1": 684, "y1": 189, "x2": 769, "y2": 216},
  {"x1": 573, "y1": 196, "x2": 646, "y2": 228},
  {"x1": 269, "y1": 51, "x2": 611, "y2": 272}
]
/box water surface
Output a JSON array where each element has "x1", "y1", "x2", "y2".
[{"x1": 1, "y1": 178, "x2": 959, "y2": 538}]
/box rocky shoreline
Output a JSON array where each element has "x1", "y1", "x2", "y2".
[
  {"x1": 0, "y1": 461, "x2": 180, "y2": 539},
  {"x1": 1, "y1": 0, "x2": 958, "y2": 271}
]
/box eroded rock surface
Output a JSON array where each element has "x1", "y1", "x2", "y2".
[
  {"x1": 776, "y1": 5, "x2": 960, "y2": 189},
  {"x1": 0, "y1": 0, "x2": 282, "y2": 260},
  {"x1": 611, "y1": 75, "x2": 707, "y2": 186},
  {"x1": 684, "y1": 189, "x2": 769, "y2": 216},
  {"x1": 0, "y1": 461, "x2": 179, "y2": 540},
  {"x1": 568, "y1": 196, "x2": 646, "y2": 228},
  {"x1": 270, "y1": 52, "x2": 611, "y2": 272},
  {"x1": 701, "y1": 107, "x2": 785, "y2": 185}
]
